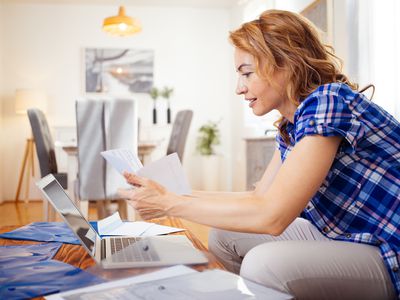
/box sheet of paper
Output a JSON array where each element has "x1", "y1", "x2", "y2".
[
  {"x1": 101, "y1": 148, "x2": 143, "y2": 175},
  {"x1": 140, "y1": 224, "x2": 185, "y2": 237},
  {"x1": 137, "y1": 153, "x2": 191, "y2": 195},
  {"x1": 97, "y1": 212, "x2": 154, "y2": 236},
  {"x1": 46, "y1": 267, "x2": 293, "y2": 300},
  {"x1": 97, "y1": 211, "x2": 124, "y2": 235},
  {"x1": 116, "y1": 269, "x2": 293, "y2": 299},
  {"x1": 97, "y1": 212, "x2": 184, "y2": 237},
  {"x1": 45, "y1": 265, "x2": 197, "y2": 300},
  {"x1": 102, "y1": 148, "x2": 191, "y2": 195}
]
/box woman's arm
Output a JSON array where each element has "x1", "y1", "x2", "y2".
[
  {"x1": 168, "y1": 135, "x2": 340, "y2": 234},
  {"x1": 119, "y1": 135, "x2": 341, "y2": 235},
  {"x1": 190, "y1": 149, "x2": 282, "y2": 200},
  {"x1": 191, "y1": 190, "x2": 253, "y2": 199},
  {"x1": 254, "y1": 149, "x2": 282, "y2": 195}
]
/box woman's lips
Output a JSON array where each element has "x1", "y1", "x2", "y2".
[{"x1": 248, "y1": 98, "x2": 257, "y2": 108}]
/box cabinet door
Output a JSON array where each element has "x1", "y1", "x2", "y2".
[{"x1": 246, "y1": 139, "x2": 275, "y2": 190}]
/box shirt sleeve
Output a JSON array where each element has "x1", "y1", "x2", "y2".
[{"x1": 295, "y1": 93, "x2": 365, "y2": 153}]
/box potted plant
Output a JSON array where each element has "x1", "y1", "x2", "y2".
[
  {"x1": 149, "y1": 87, "x2": 159, "y2": 124},
  {"x1": 196, "y1": 121, "x2": 220, "y2": 155},
  {"x1": 160, "y1": 86, "x2": 174, "y2": 124},
  {"x1": 196, "y1": 121, "x2": 221, "y2": 190}
]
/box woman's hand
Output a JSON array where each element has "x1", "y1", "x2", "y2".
[{"x1": 117, "y1": 172, "x2": 173, "y2": 220}]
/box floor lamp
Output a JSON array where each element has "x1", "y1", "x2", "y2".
[{"x1": 14, "y1": 89, "x2": 47, "y2": 202}]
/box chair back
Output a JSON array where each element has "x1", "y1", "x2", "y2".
[
  {"x1": 166, "y1": 110, "x2": 193, "y2": 162},
  {"x1": 76, "y1": 99, "x2": 137, "y2": 201},
  {"x1": 76, "y1": 100, "x2": 106, "y2": 200},
  {"x1": 27, "y1": 108, "x2": 67, "y2": 188},
  {"x1": 104, "y1": 100, "x2": 137, "y2": 196}
]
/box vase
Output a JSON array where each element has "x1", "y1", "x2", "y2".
[
  {"x1": 201, "y1": 155, "x2": 221, "y2": 191},
  {"x1": 167, "y1": 104, "x2": 171, "y2": 124},
  {"x1": 152, "y1": 102, "x2": 157, "y2": 124}
]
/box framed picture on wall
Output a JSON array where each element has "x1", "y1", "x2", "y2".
[
  {"x1": 84, "y1": 48, "x2": 154, "y2": 94},
  {"x1": 300, "y1": 0, "x2": 333, "y2": 44}
]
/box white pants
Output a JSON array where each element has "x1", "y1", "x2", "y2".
[{"x1": 208, "y1": 218, "x2": 396, "y2": 300}]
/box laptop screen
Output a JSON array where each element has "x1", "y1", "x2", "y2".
[{"x1": 42, "y1": 179, "x2": 97, "y2": 253}]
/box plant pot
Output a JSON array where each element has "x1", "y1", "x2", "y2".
[
  {"x1": 152, "y1": 106, "x2": 157, "y2": 124},
  {"x1": 167, "y1": 107, "x2": 171, "y2": 124},
  {"x1": 201, "y1": 155, "x2": 220, "y2": 191}
]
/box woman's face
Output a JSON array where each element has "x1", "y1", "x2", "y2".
[{"x1": 234, "y1": 48, "x2": 291, "y2": 118}]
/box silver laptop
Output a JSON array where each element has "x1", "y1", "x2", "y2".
[{"x1": 36, "y1": 174, "x2": 208, "y2": 269}]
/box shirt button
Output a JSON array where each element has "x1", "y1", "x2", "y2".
[
  {"x1": 376, "y1": 240, "x2": 382, "y2": 246},
  {"x1": 309, "y1": 120, "x2": 315, "y2": 126},
  {"x1": 306, "y1": 205, "x2": 312, "y2": 210},
  {"x1": 393, "y1": 266, "x2": 399, "y2": 272},
  {"x1": 323, "y1": 226, "x2": 330, "y2": 233},
  {"x1": 345, "y1": 233, "x2": 352, "y2": 238}
]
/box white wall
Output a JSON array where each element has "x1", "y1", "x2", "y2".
[
  {"x1": 1, "y1": 2, "x2": 233, "y2": 200},
  {"x1": 228, "y1": 4, "x2": 246, "y2": 192}
]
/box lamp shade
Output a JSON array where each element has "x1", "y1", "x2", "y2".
[
  {"x1": 15, "y1": 89, "x2": 48, "y2": 114},
  {"x1": 102, "y1": 6, "x2": 141, "y2": 37}
]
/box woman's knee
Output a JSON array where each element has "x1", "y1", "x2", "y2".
[{"x1": 240, "y1": 242, "x2": 291, "y2": 293}]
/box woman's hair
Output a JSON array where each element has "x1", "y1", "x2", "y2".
[{"x1": 229, "y1": 9, "x2": 358, "y2": 144}]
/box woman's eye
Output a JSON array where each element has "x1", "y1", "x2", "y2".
[{"x1": 242, "y1": 72, "x2": 252, "y2": 78}]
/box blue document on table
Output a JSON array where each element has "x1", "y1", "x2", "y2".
[
  {"x1": 0, "y1": 222, "x2": 98, "y2": 245},
  {"x1": 0, "y1": 259, "x2": 104, "y2": 300},
  {"x1": 0, "y1": 243, "x2": 62, "y2": 267}
]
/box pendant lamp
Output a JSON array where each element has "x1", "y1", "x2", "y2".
[{"x1": 102, "y1": 6, "x2": 141, "y2": 36}]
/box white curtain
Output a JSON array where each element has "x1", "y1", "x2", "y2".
[{"x1": 358, "y1": 0, "x2": 400, "y2": 119}]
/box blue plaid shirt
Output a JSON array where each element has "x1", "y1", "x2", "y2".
[{"x1": 276, "y1": 83, "x2": 400, "y2": 295}]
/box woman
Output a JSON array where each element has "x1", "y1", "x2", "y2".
[{"x1": 118, "y1": 10, "x2": 400, "y2": 299}]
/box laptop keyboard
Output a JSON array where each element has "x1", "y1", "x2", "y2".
[{"x1": 108, "y1": 237, "x2": 160, "y2": 263}]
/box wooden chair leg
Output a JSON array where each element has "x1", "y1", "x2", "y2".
[
  {"x1": 96, "y1": 201, "x2": 107, "y2": 220},
  {"x1": 117, "y1": 199, "x2": 136, "y2": 221},
  {"x1": 117, "y1": 200, "x2": 127, "y2": 220},
  {"x1": 117, "y1": 200, "x2": 134, "y2": 221},
  {"x1": 79, "y1": 201, "x2": 89, "y2": 219}
]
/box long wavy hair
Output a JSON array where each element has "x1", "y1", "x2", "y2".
[{"x1": 229, "y1": 9, "x2": 358, "y2": 144}]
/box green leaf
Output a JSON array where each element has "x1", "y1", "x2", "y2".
[
  {"x1": 149, "y1": 87, "x2": 159, "y2": 100},
  {"x1": 161, "y1": 86, "x2": 174, "y2": 99},
  {"x1": 196, "y1": 121, "x2": 221, "y2": 156}
]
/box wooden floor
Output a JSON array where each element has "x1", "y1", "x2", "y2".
[{"x1": 0, "y1": 200, "x2": 210, "y2": 247}]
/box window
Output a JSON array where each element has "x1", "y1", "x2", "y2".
[{"x1": 358, "y1": 0, "x2": 400, "y2": 119}]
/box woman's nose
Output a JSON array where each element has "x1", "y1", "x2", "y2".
[{"x1": 236, "y1": 78, "x2": 246, "y2": 95}]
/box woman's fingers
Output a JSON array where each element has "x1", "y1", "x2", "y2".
[
  {"x1": 125, "y1": 199, "x2": 165, "y2": 219},
  {"x1": 117, "y1": 188, "x2": 135, "y2": 199},
  {"x1": 118, "y1": 176, "x2": 169, "y2": 220},
  {"x1": 123, "y1": 172, "x2": 148, "y2": 187}
]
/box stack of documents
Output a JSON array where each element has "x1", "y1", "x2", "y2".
[
  {"x1": 97, "y1": 212, "x2": 185, "y2": 237},
  {"x1": 46, "y1": 265, "x2": 293, "y2": 299}
]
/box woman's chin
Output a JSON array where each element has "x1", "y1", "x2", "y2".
[{"x1": 252, "y1": 107, "x2": 270, "y2": 116}]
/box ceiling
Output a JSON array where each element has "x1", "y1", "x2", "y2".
[{"x1": 2, "y1": 0, "x2": 242, "y2": 9}]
